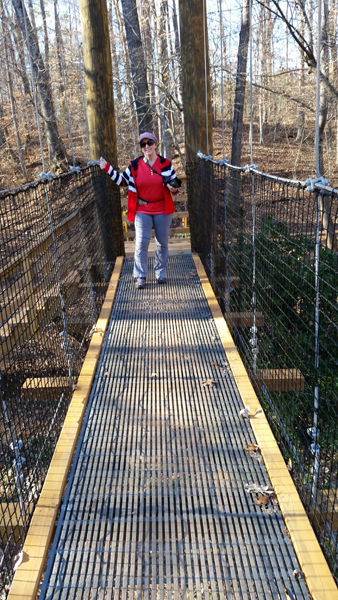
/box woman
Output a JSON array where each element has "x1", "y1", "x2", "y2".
[{"x1": 100, "y1": 132, "x2": 180, "y2": 289}]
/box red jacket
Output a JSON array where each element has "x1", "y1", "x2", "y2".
[{"x1": 104, "y1": 155, "x2": 178, "y2": 222}]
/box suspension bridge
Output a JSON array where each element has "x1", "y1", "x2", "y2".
[{"x1": 1, "y1": 159, "x2": 338, "y2": 600}]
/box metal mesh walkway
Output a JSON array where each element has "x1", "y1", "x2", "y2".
[{"x1": 40, "y1": 254, "x2": 309, "y2": 600}]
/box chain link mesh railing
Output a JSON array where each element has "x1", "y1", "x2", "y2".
[
  {"x1": 188, "y1": 157, "x2": 338, "y2": 580},
  {"x1": 0, "y1": 165, "x2": 120, "y2": 594}
]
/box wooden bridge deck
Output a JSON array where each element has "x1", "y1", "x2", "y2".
[{"x1": 9, "y1": 244, "x2": 338, "y2": 600}]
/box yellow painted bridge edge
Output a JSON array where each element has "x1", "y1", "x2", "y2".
[
  {"x1": 192, "y1": 253, "x2": 338, "y2": 600},
  {"x1": 8, "y1": 256, "x2": 124, "y2": 600}
]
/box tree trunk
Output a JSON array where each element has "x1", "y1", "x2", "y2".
[
  {"x1": 179, "y1": 0, "x2": 213, "y2": 255},
  {"x1": 74, "y1": 17, "x2": 90, "y2": 153},
  {"x1": 79, "y1": 0, "x2": 124, "y2": 257},
  {"x1": 296, "y1": 9, "x2": 305, "y2": 142},
  {"x1": 27, "y1": 0, "x2": 37, "y2": 37},
  {"x1": 172, "y1": 0, "x2": 181, "y2": 104},
  {"x1": 318, "y1": 0, "x2": 337, "y2": 250},
  {"x1": 108, "y1": 0, "x2": 123, "y2": 110},
  {"x1": 1, "y1": 5, "x2": 27, "y2": 179},
  {"x1": 54, "y1": 0, "x2": 65, "y2": 98},
  {"x1": 11, "y1": 10, "x2": 31, "y2": 95},
  {"x1": 139, "y1": 0, "x2": 156, "y2": 120},
  {"x1": 39, "y1": 0, "x2": 50, "y2": 80},
  {"x1": 159, "y1": 0, "x2": 172, "y2": 158},
  {"x1": 265, "y1": 0, "x2": 275, "y2": 122},
  {"x1": 172, "y1": 0, "x2": 180, "y2": 54},
  {"x1": 228, "y1": 0, "x2": 251, "y2": 216},
  {"x1": 11, "y1": 0, "x2": 68, "y2": 170},
  {"x1": 318, "y1": 0, "x2": 329, "y2": 176},
  {"x1": 179, "y1": 0, "x2": 213, "y2": 163},
  {"x1": 259, "y1": 1, "x2": 265, "y2": 145},
  {"x1": 329, "y1": 0, "x2": 338, "y2": 164},
  {"x1": 112, "y1": 0, "x2": 139, "y2": 151},
  {"x1": 230, "y1": 0, "x2": 251, "y2": 167},
  {"x1": 120, "y1": 0, "x2": 152, "y2": 131}
]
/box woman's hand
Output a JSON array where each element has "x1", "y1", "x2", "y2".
[
  {"x1": 166, "y1": 183, "x2": 179, "y2": 194},
  {"x1": 100, "y1": 156, "x2": 107, "y2": 170}
]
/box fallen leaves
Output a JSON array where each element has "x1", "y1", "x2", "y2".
[
  {"x1": 240, "y1": 405, "x2": 251, "y2": 418},
  {"x1": 202, "y1": 379, "x2": 217, "y2": 387},
  {"x1": 187, "y1": 270, "x2": 197, "y2": 279},
  {"x1": 284, "y1": 587, "x2": 297, "y2": 600},
  {"x1": 244, "y1": 443, "x2": 260, "y2": 454},
  {"x1": 244, "y1": 442, "x2": 262, "y2": 463},
  {"x1": 293, "y1": 570, "x2": 302, "y2": 579},
  {"x1": 253, "y1": 495, "x2": 270, "y2": 506},
  {"x1": 245, "y1": 483, "x2": 274, "y2": 495},
  {"x1": 12, "y1": 551, "x2": 23, "y2": 572},
  {"x1": 90, "y1": 326, "x2": 104, "y2": 337},
  {"x1": 245, "y1": 483, "x2": 278, "y2": 510},
  {"x1": 240, "y1": 405, "x2": 263, "y2": 419}
]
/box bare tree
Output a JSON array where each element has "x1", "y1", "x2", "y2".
[
  {"x1": 120, "y1": 0, "x2": 153, "y2": 131},
  {"x1": 112, "y1": 0, "x2": 139, "y2": 150},
  {"x1": 11, "y1": 9, "x2": 31, "y2": 95},
  {"x1": 318, "y1": 0, "x2": 329, "y2": 175},
  {"x1": 1, "y1": 0, "x2": 27, "y2": 179},
  {"x1": 228, "y1": 0, "x2": 251, "y2": 215},
  {"x1": 158, "y1": 0, "x2": 172, "y2": 157},
  {"x1": 39, "y1": 0, "x2": 50, "y2": 80},
  {"x1": 108, "y1": 0, "x2": 123, "y2": 113},
  {"x1": 11, "y1": 0, "x2": 68, "y2": 170},
  {"x1": 230, "y1": 0, "x2": 251, "y2": 168},
  {"x1": 54, "y1": 0, "x2": 65, "y2": 99}
]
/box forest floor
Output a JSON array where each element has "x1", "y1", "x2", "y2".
[{"x1": 2, "y1": 116, "x2": 338, "y2": 192}]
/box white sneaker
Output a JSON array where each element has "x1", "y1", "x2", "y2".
[{"x1": 135, "y1": 277, "x2": 146, "y2": 289}]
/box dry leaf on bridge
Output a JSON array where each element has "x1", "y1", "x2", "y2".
[
  {"x1": 284, "y1": 587, "x2": 297, "y2": 600},
  {"x1": 240, "y1": 405, "x2": 251, "y2": 418},
  {"x1": 244, "y1": 443, "x2": 260, "y2": 454},
  {"x1": 12, "y1": 551, "x2": 23, "y2": 572},
  {"x1": 293, "y1": 570, "x2": 302, "y2": 579},
  {"x1": 253, "y1": 496, "x2": 269, "y2": 506},
  {"x1": 202, "y1": 379, "x2": 217, "y2": 387},
  {"x1": 240, "y1": 406, "x2": 263, "y2": 419},
  {"x1": 187, "y1": 270, "x2": 197, "y2": 279},
  {"x1": 245, "y1": 483, "x2": 275, "y2": 496}
]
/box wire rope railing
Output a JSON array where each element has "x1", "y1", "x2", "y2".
[
  {"x1": 0, "y1": 164, "x2": 119, "y2": 594},
  {"x1": 189, "y1": 154, "x2": 338, "y2": 581}
]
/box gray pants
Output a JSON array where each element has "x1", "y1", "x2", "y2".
[{"x1": 133, "y1": 212, "x2": 173, "y2": 279}]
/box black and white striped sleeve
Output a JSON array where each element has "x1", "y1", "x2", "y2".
[
  {"x1": 161, "y1": 161, "x2": 177, "y2": 184},
  {"x1": 106, "y1": 164, "x2": 134, "y2": 189}
]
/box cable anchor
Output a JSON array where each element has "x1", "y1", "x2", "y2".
[
  {"x1": 243, "y1": 164, "x2": 259, "y2": 173},
  {"x1": 38, "y1": 172, "x2": 53, "y2": 182},
  {"x1": 305, "y1": 176, "x2": 330, "y2": 192}
]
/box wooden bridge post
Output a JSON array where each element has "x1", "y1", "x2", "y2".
[
  {"x1": 179, "y1": 0, "x2": 213, "y2": 253},
  {"x1": 178, "y1": 0, "x2": 213, "y2": 164},
  {"x1": 79, "y1": 0, "x2": 124, "y2": 257}
]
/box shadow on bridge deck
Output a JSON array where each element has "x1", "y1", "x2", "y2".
[{"x1": 9, "y1": 242, "x2": 338, "y2": 600}]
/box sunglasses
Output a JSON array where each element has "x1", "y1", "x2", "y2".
[{"x1": 140, "y1": 140, "x2": 155, "y2": 148}]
